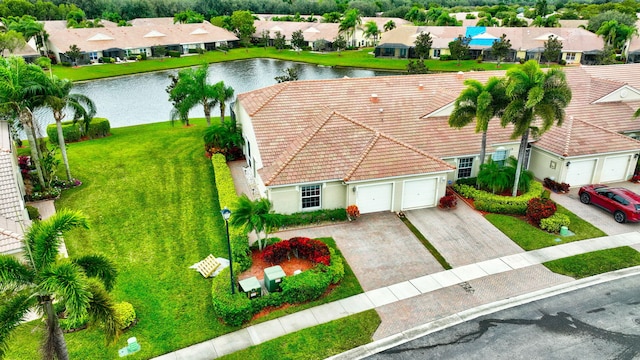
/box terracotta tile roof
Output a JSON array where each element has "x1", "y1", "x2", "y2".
[
  {"x1": 579, "y1": 63, "x2": 640, "y2": 89},
  {"x1": 238, "y1": 64, "x2": 640, "y2": 187},
  {"x1": 0, "y1": 225, "x2": 23, "y2": 255},
  {"x1": 0, "y1": 121, "x2": 25, "y2": 255},
  {"x1": 254, "y1": 21, "x2": 339, "y2": 42},
  {"x1": 45, "y1": 20, "x2": 238, "y2": 53}
]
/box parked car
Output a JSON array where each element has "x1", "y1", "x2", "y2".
[{"x1": 578, "y1": 184, "x2": 640, "y2": 223}]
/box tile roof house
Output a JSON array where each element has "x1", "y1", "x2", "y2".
[
  {"x1": 234, "y1": 63, "x2": 640, "y2": 215},
  {"x1": 44, "y1": 18, "x2": 238, "y2": 64},
  {"x1": 376, "y1": 25, "x2": 604, "y2": 65},
  {"x1": 0, "y1": 120, "x2": 30, "y2": 258}
]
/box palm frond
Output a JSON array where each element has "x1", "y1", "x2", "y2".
[
  {"x1": 0, "y1": 255, "x2": 35, "y2": 290},
  {"x1": 85, "y1": 279, "x2": 119, "y2": 344},
  {"x1": 73, "y1": 255, "x2": 118, "y2": 292},
  {"x1": 0, "y1": 293, "x2": 36, "y2": 358},
  {"x1": 39, "y1": 261, "x2": 91, "y2": 323}
]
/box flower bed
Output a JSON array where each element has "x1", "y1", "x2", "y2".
[
  {"x1": 262, "y1": 237, "x2": 330, "y2": 266},
  {"x1": 453, "y1": 181, "x2": 543, "y2": 215}
]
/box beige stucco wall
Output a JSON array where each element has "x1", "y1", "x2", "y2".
[
  {"x1": 529, "y1": 147, "x2": 563, "y2": 181},
  {"x1": 444, "y1": 143, "x2": 520, "y2": 183},
  {"x1": 268, "y1": 180, "x2": 345, "y2": 214},
  {"x1": 562, "y1": 51, "x2": 582, "y2": 64},
  {"x1": 516, "y1": 50, "x2": 526, "y2": 60}
]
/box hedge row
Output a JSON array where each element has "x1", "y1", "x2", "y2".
[
  {"x1": 279, "y1": 208, "x2": 347, "y2": 228},
  {"x1": 46, "y1": 118, "x2": 111, "y2": 144},
  {"x1": 211, "y1": 154, "x2": 252, "y2": 272},
  {"x1": 454, "y1": 181, "x2": 544, "y2": 215},
  {"x1": 211, "y1": 244, "x2": 344, "y2": 326}
]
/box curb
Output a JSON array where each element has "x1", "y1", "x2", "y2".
[{"x1": 328, "y1": 266, "x2": 640, "y2": 359}]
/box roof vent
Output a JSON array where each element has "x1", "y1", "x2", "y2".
[
  {"x1": 418, "y1": 83, "x2": 424, "y2": 90},
  {"x1": 370, "y1": 94, "x2": 379, "y2": 103}
]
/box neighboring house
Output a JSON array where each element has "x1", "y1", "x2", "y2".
[
  {"x1": 253, "y1": 20, "x2": 339, "y2": 50},
  {"x1": 234, "y1": 64, "x2": 640, "y2": 215},
  {"x1": 626, "y1": 20, "x2": 640, "y2": 63},
  {"x1": 376, "y1": 25, "x2": 604, "y2": 64},
  {"x1": 44, "y1": 18, "x2": 239, "y2": 64},
  {"x1": 0, "y1": 120, "x2": 30, "y2": 259},
  {"x1": 354, "y1": 17, "x2": 412, "y2": 47},
  {"x1": 2, "y1": 41, "x2": 40, "y2": 62}
]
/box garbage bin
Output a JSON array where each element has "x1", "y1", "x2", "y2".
[
  {"x1": 264, "y1": 265, "x2": 286, "y2": 293},
  {"x1": 239, "y1": 276, "x2": 261, "y2": 299}
]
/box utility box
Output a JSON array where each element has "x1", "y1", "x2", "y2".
[
  {"x1": 239, "y1": 277, "x2": 261, "y2": 299},
  {"x1": 264, "y1": 265, "x2": 286, "y2": 293}
]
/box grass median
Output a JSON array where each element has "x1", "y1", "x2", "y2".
[{"x1": 5, "y1": 118, "x2": 376, "y2": 359}]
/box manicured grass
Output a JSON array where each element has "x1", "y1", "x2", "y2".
[
  {"x1": 485, "y1": 204, "x2": 606, "y2": 251},
  {"x1": 220, "y1": 310, "x2": 380, "y2": 360},
  {"x1": 52, "y1": 47, "x2": 520, "y2": 82},
  {"x1": 5, "y1": 119, "x2": 374, "y2": 359},
  {"x1": 544, "y1": 246, "x2": 640, "y2": 279}
]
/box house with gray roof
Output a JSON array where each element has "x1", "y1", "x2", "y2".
[{"x1": 234, "y1": 64, "x2": 640, "y2": 215}]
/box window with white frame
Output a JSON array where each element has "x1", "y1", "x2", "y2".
[
  {"x1": 492, "y1": 148, "x2": 509, "y2": 166},
  {"x1": 433, "y1": 49, "x2": 441, "y2": 58},
  {"x1": 458, "y1": 157, "x2": 473, "y2": 178},
  {"x1": 301, "y1": 184, "x2": 321, "y2": 209},
  {"x1": 565, "y1": 53, "x2": 576, "y2": 62},
  {"x1": 89, "y1": 52, "x2": 98, "y2": 61}
]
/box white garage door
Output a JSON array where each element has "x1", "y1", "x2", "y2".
[
  {"x1": 356, "y1": 183, "x2": 393, "y2": 214},
  {"x1": 601, "y1": 156, "x2": 630, "y2": 183},
  {"x1": 565, "y1": 159, "x2": 596, "y2": 186},
  {"x1": 402, "y1": 178, "x2": 437, "y2": 210}
]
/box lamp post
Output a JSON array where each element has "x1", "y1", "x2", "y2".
[{"x1": 221, "y1": 207, "x2": 234, "y2": 294}]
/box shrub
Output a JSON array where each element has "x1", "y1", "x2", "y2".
[
  {"x1": 26, "y1": 205, "x2": 40, "y2": 220},
  {"x1": 281, "y1": 268, "x2": 331, "y2": 303},
  {"x1": 114, "y1": 302, "x2": 137, "y2": 330},
  {"x1": 211, "y1": 268, "x2": 254, "y2": 326},
  {"x1": 61, "y1": 61, "x2": 72, "y2": 67},
  {"x1": 167, "y1": 50, "x2": 181, "y2": 58},
  {"x1": 212, "y1": 154, "x2": 251, "y2": 271},
  {"x1": 262, "y1": 237, "x2": 331, "y2": 265},
  {"x1": 439, "y1": 194, "x2": 457, "y2": 208},
  {"x1": 86, "y1": 117, "x2": 111, "y2": 139},
  {"x1": 455, "y1": 177, "x2": 477, "y2": 186},
  {"x1": 47, "y1": 118, "x2": 111, "y2": 143},
  {"x1": 454, "y1": 182, "x2": 544, "y2": 215},
  {"x1": 346, "y1": 205, "x2": 360, "y2": 220},
  {"x1": 59, "y1": 314, "x2": 88, "y2": 332},
  {"x1": 278, "y1": 208, "x2": 347, "y2": 228},
  {"x1": 559, "y1": 59, "x2": 567, "y2": 65},
  {"x1": 100, "y1": 57, "x2": 112, "y2": 63},
  {"x1": 526, "y1": 198, "x2": 557, "y2": 225},
  {"x1": 540, "y1": 213, "x2": 570, "y2": 233},
  {"x1": 439, "y1": 54, "x2": 451, "y2": 61},
  {"x1": 543, "y1": 178, "x2": 570, "y2": 193}
]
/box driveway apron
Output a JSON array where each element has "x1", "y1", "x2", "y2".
[
  {"x1": 273, "y1": 212, "x2": 444, "y2": 291},
  {"x1": 404, "y1": 203, "x2": 524, "y2": 267}
]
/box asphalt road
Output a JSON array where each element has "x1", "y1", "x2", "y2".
[{"x1": 366, "y1": 274, "x2": 640, "y2": 360}]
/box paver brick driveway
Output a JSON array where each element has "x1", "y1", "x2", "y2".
[{"x1": 273, "y1": 212, "x2": 444, "y2": 291}]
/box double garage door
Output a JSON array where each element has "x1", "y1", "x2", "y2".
[
  {"x1": 565, "y1": 156, "x2": 631, "y2": 186},
  {"x1": 356, "y1": 178, "x2": 437, "y2": 214}
]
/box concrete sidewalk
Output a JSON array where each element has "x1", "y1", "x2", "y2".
[{"x1": 153, "y1": 232, "x2": 640, "y2": 360}]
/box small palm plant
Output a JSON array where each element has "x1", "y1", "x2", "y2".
[
  {"x1": 477, "y1": 159, "x2": 513, "y2": 194},
  {"x1": 230, "y1": 195, "x2": 281, "y2": 251}
]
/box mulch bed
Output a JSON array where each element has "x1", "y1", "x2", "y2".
[{"x1": 237, "y1": 249, "x2": 315, "y2": 281}]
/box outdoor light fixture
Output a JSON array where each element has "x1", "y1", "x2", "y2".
[
  {"x1": 635, "y1": 153, "x2": 639, "y2": 159},
  {"x1": 566, "y1": 161, "x2": 571, "y2": 167},
  {"x1": 220, "y1": 207, "x2": 234, "y2": 294}
]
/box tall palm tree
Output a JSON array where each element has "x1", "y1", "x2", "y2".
[
  {"x1": 0, "y1": 210, "x2": 119, "y2": 360},
  {"x1": 501, "y1": 60, "x2": 572, "y2": 196},
  {"x1": 339, "y1": 9, "x2": 361, "y2": 47},
  {"x1": 449, "y1": 77, "x2": 508, "y2": 167},
  {"x1": 230, "y1": 195, "x2": 281, "y2": 251},
  {"x1": 168, "y1": 63, "x2": 218, "y2": 126},
  {"x1": 41, "y1": 76, "x2": 96, "y2": 181},
  {"x1": 0, "y1": 56, "x2": 47, "y2": 187},
  {"x1": 363, "y1": 21, "x2": 380, "y2": 46},
  {"x1": 214, "y1": 81, "x2": 234, "y2": 124}
]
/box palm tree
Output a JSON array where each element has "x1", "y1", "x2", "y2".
[
  {"x1": 339, "y1": 9, "x2": 361, "y2": 48},
  {"x1": 501, "y1": 60, "x2": 572, "y2": 196},
  {"x1": 214, "y1": 81, "x2": 234, "y2": 124},
  {"x1": 449, "y1": 77, "x2": 508, "y2": 167},
  {"x1": 0, "y1": 210, "x2": 119, "y2": 360},
  {"x1": 477, "y1": 159, "x2": 513, "y2": 194},
  {"x1": 363, "y1": 21, "x2": 380, "y2": 46},
  {"x1": 0, "y1": 56, "x2": 47, "y2": 187},
  {"x1": 383, "y1": 20, "x2": 396, "y2": 32},
  {"x1": 41, "y1": 76, "x2": 96, "y2": 181},
  {"x1": 168, "y1": 63, "x2": 218, "y2": 126},
  {"x1": 230, "y1": 195, "x2": 281, "y2": 251}
]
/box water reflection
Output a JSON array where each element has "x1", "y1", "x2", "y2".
[{"x1": 38, "y1": 59, "x2": 396, "y2": 130}]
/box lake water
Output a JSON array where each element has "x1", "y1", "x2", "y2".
[{"x1": 34, "y1": 59, "x2": 397, "y2": 130}]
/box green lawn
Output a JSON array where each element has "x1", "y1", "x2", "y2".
[
  {"x1": 52, "y1": 47, "x2": 519, "y2": 82},
  {"x1": 485, "y1": 204, "x2": 606, "y2": 250},
  {"x1": 5, "y1": 119, "x2": 376, "y2": 359},
  {"x1": 544, "y1": 246, "x2": 640, "y2": 278},
  {"x1": 220, "y1": 310, "x2": 380, "y2": 360}
]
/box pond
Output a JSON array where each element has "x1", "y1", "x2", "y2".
[{"x1": 34, "y1": 59, "x2": 399, "y2": 130}]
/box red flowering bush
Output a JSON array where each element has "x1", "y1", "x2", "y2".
[
  {"x1": 262, "y1": 237, "x2": 330, "y2": 265},
  {"x1": 439, "y1": 195, "x2": 457, "y2": 208},
  {"x1": 346, "y1": 205, "x2": 360, "y2": 219},
  {"x1": 543, "y1": 178, "x2": 570, "y2": 193},
  {"x1": 526, "y1": 198, "x2": 557, "y2": 225}
]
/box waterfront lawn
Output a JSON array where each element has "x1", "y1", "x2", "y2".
[
  {"x1": 52, "y1": 47, "x2": 519, "y2": 81},
  {"x1": 221, "y1": 310, "x2": 381, "y2": 360},
  {"x1": 544, "y1": 246, "x2": 640, "y2": 278},
  {"x1": 485, "y1": 204, "x2": 606, "y2": 251},
  {"x1": 4, "y1": 118, "x2": 374, "y2": 359}
]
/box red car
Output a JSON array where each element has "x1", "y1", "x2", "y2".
[{"x1": 579, "y1": 184, "x2": 640, "y2": 223}]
